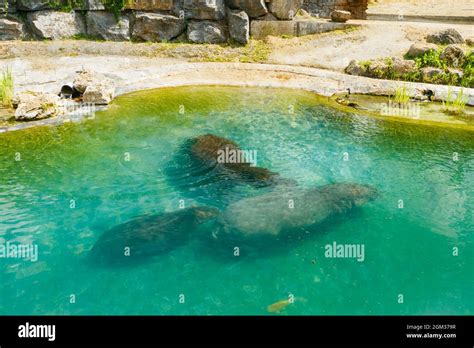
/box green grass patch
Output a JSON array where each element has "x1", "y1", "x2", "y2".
[
  {"x1": 443, "y1": 87, "x2": 468, "y2": 115},
  {"x1": 390, "y1": 84, "x2": 410, "y2": 105},
  {"x1": 70, "y1": 33, "x2": 105, "y2": 41},
  {"x1": 0, "y1": 67, "x2": 14, "y2": 108}
]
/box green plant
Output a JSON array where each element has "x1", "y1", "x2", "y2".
[
  {"x1": 0, "y1": 67, "x2": 14, "y2": 108},
  {"x1": 70, "y1": 33, "x2": 104, "y2": 41},
  {"x1": 460, "y1": 51, "x2": 474, "y2": 88},
  {"x1": 443, "y1": 87, "x2": 468, "y2": 115},
  {"x1": 359, "y1": 60, "x2": 372, "y2": 70},
  {"x1": 391, "y1": 84, "x2": 410, "y2": 105},
  {"x1": 415, "y1": 49, "x2": 446, "y2": 69},
  {"x1": 102, "y1": 0, "x2": 125, "y2": 20},
  {"x1": 239, "y1": 40, "x2": 271, "y2": 63}
]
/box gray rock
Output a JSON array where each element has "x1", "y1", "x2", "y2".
[
  {"x1": 171, "y1": 0, "x2": 185, "y2": 17},
  {"x1": 440, "y1": 44, "x2": 466, "y2": 67},
  {"x1": 83, "y1": 83, "x2": 115, "y2": 105},
  {"x1": 73, "y1": 69, "x2": 108, "y2": 93},
  {"x1": 250, "y1": 19, "x2": 296, "y2": 39},
  {"x1": 330, "y1": 10, "x2": 351, "y2": 23},
  {"x1": 391, "y1": 57, "x2": 416, "y2": 76},
  {"x1": 226, "y1": 0, "x2": 268, "y2": 18},
  {"x1": 86, "y1": 11, "x2": 130, "y2": 41},
  {"x1": 421, "y1": 67, "x2": 444, "y2": 83},
  {"x1": 16, "y1": 0, "x2": 50, "y2": 11},
  {"x1": 187, "y1": 20, "x2": 228, "y2": 44},
  {"x1": 0, "y1": 16, "x2": 24, "y2": 40},
  {"x1": 228, "y1": 10, "x2": 249, "y2": 44},
  {"x1": 426, "y1": 28, "x2": 465, "y2": 45},
  {"x1": 253, "y1": 12, "x2": 277, "y2": 21},
  {"x1": 14, "y1": 91, "x2": 61, "y2": 121},
  {"x1": 1, "y1": 0, "x2": 17, "y2": 13},
  {"x1": 27, "y1": 10, "x2": 86, "y2": 40},
  {"x1": 132, "y1": 12, "x2": 186, "y2": 42},
  {"x1": 406, "y1": 43, "x2": 438, "y2": 58},
  {"x1": 345, "y1": 60, "x2": 366, "y2": 76},
  {"x1": 366, "y1": 60, "x2": 388, "y2": 78},
  {"x1": 447, "y1": 67, "x2": 463, "y2": 80},
  {"x1": 268, "y1": 0, "x2": 303, "y2": 20},
  {"x1": 296, "y1": 9, "x2": 310, "y2": 18},
  {"x1": 74, "y1": 0, "x2": 105, "y2": 10},
  {"x1": 73, "y1": 69, "x2": 116, "y2": 105},
  {"x1": 344, "y1": 59, "x2": 373, "y2": 77},
  {"x1": 184, "y1": 0, "x2": 226, "y2": 20}
]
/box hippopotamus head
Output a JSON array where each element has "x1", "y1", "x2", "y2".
[
  {"x1": 190, "y1": 206, "x2": 220, "y2": 222},
  {"x1": 326, "y1": 183, "x2": 379, "y2": 207},
  {"x1": 344, "y1": 183, "x2": 379, "y2": 206}
]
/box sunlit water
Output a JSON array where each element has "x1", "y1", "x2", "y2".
[{"x1": 0, "y1": 86, "x2": 472, "y2": 315}]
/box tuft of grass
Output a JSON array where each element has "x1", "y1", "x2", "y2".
[
  {"x1": 391, "y1": 84, "x2": 410, "y2": 105},
  {"x1": 443, "y1": 87, "x2": 468, "y2": 115},
  {"x1": 70, "y1": 33, "x2": 105, "y2": 41},
  {"x1": 239, "y1": 40, "x2": 272, "y2": 63},
  {"x1": 0, "y1": 67, "x2": 14, "y2": 108}
]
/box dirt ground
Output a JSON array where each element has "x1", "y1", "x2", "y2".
[
  {"x1": 268, "y1": 20, "x2": 473, "y2": 71},
  {"x1": 367, "y1": 0, "x2": 474, "y2": 18}
]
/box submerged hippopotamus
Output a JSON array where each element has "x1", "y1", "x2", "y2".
[
  {"x1": 215, "y1": 183, "x2": 378, "y2": 237},
  {"x1": 89, "y1": 206, "x2": 218, "y2": 265},
  {"x1": 186, "y1": 134, "x2": 295, "y2": 188}
]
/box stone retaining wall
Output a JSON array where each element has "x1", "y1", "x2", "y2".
[
  {"x1": 0, "y1": 0, "x2": 367, "y2": 43},
  {"x1": 303, "y1": 0, "x2": 368, "y2": 19}
]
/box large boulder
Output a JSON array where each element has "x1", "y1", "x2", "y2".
[
  {"x1": 83, "y1": 83, "x2": 115, "y2": 105},
  {"x1": 184, "y1": 0, "x2": 226, "y2": 20},
  {"x1": 426, "y1": 28, "x2": 465, "y2": 45},
  {"x1": 27, "y1": 10, "x2": 86, "y2": 40},
  {"x1": 16, "y1": 0, "x2": 50, "y2": 11},
  {"x1": 86, "y1": 11, "x2": 130, "y2": 41},
  {"x1": 440, "y1": 44, "x2": 466, "y2": 67},
  {"x1": 228, "y1": 10, "x2": 249, "y2": 45},
  {"x1": 14, "y1": 91, "x2": 61, "y2": 121},
  {"x1": 73, "y1": 70, "x2": 116, "y2": 105},
  {"x1": 420, "y1": 67, "x2": 445, "y2": 84},
  {"x1": 330, "y1": 10, "x2": 351, "y2": 23},
  {"x1": 406, "y1": 43, "x2": 438, "y2": 58},
  {"x1": 226, "y1": 0, "x2": 268, "y2": 18},
  {"x1": 132, "y1": 12, "x2": 186, "y2": 42},
  {"x1": 268, "y1": 0, "x2": 303, "y2": 20},
  {"x1": 345, "y1": 60, "x2": 368, "y2": 76},
  {"x1": 187, "y1": 20, "x2": 228, "y2": 44},
  {"x1": 0, "y1": 16, "x2": 24, "y2": 40},
  {"x1": 391, "y1": 57, "x2": 416, "y2": 76}
]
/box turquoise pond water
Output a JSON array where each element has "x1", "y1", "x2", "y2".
[{"x1": 0, "y1": 86, "x2": 473, "y2": 315}]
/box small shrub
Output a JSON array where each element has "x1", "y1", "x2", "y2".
[
  {"x1": 460, "y1": 51, "x2": 474, "y2": 88},
  {"x1": 0, "y1": 67, "x2": 14, "y2": 108},
  {"x1": 443, "y1": 87, "x2": 468, "y2": 115},
  {"x1": 390, "y1": 84, "x2": 410, "y2": 105},
  {"x1": 415, "y1": 49, "x2": 446, "y2": 69}
]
